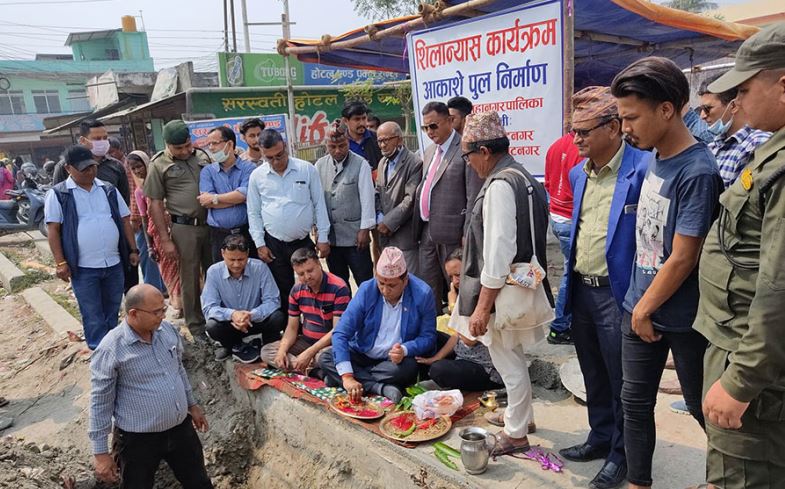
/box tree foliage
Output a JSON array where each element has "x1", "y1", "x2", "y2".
[
  {"x1": 662, "y1": 0, "x2": 719, "y2": 13},
  {"x1": 350, "y1": 0, "x2": 422, "y2": 20}
]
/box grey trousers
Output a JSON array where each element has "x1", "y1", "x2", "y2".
[{"x1": 418, "y1": 222, "x2": 459, "y2": 313}]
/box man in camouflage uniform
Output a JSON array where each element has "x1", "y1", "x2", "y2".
[
  {"x1": 144, "y1": 120, "x2": 212, "y2": 331},
  {"x1": 694, "y1": 22, "x2": 785, "y2": 488}
]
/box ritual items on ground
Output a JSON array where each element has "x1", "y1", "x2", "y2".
[
  {"x1": 412, "y1": 389, "x2": 464, "y2": 419},
  {"x1": 379, "y1": 410, "x2": 452, "y2": 442},
  {"x1": 329, "y1": 394, "x2": 386, "y2": 420}
]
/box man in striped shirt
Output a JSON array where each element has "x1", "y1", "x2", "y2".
[
  {"x1": 699, "y1": 72, "x2": 771, "y2": 188},
  {"x1": 89, "y1": 284, "x2": 212, "y2": 487},
  {"x1": 261, "y1": 246, "x2": 350, "y2": 378}
]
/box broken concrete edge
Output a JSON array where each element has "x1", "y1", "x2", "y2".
[
  {"x1": 22, "y1": 286, "x2": 81, "y2": 337},
  {"x1": 0, "y1": 252, "x2": 26, "y2": 293},
  {"x1": 27, "y1": 231, "x2": 53, "y2": 261}
]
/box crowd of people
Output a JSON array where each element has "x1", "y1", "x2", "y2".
[{"x1": 18, "y1": 21, "x2": 785, "y2": 489}]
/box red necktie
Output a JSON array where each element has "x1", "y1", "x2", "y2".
[{"x1": 420, "y1": 146, "x2": 443, "y2": 221}]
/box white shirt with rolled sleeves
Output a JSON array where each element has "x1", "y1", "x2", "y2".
[{"x1": 246, "y1": 157, "x2": 330, "y2": 247}]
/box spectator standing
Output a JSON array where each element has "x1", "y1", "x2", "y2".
[
  {"x1": 239, "y1": 118, "x2": 266, "y2": 165},
  {"x1": 447, "y1": 96, "x2": 473, "y2": 134},
  {"x1": 342, "y1": 101, "x2": 382, "y2": 172}
]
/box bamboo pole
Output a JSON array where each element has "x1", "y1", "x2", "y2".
[
  {"x1": 563, "y1": 0, "x2": 575, "y2": 134},
  {"x1": 280, "y1": 0, "x2": 497, "y2": 55}
]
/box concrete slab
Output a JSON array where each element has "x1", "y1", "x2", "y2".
[
  {"x1": 22, "y1": 287, "x2": 81, "y2": 336},
  {"x1": 27, "y1": 231, "x2": 52, "y2": 261},
  {"x1": 0, "y1": 232, "x2": 33, "y2": 246},
  {"x1": 0, "y1": 252, "x2": 26, "y2": 292}
]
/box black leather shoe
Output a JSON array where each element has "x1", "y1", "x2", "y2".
[
  {"x1": 589, "y1": 460, "x2": 627, "y2": 489},
  {"x1": 558, "y1": 442, "x2": 610, "y2": 462}
]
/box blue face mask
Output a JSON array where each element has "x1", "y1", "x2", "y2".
[
  {"x1": 707, "y1": 104, "x2": 733, "y2": 136},
  {"x1": 210, "y1": 142, "x2": 230, "y2": 164}
]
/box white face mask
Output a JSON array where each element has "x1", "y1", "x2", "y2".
[
  {"x1": 90, "y1": 139, "x2": 110, "y2": 157},
  {"x1": 209, "y1": 142, "x2": 230, "y2": 164}
]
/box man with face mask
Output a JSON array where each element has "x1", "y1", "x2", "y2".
[
  {"x1": 199, "y1": 126, "x2": 257, "y2": 263},
  {"x1": 315, "y1": 120, "x2": 376, "y2": 288},
  {"x1": 698, "y1": 72, "x2": 772, "y2": 188},
  {"x1": 53, "y1": 120, "x2": 130, "y2": 205}
]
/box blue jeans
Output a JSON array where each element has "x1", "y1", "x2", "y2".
[
  {"x1": 550, "y1": 218, "x2": 572, "y2": 332},
  {"x1": 71, "y1": 263, "x2": 125, "y2": 349},
  {"x1": 135, "y1": 230, "x2": 165, "y2": 292}
]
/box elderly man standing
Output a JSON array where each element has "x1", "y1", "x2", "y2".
[
  {"x1": 46, "y1": 145, "x2": 139, "y2": 350},
  {"x1": 315, "y1": 120, "x2": 375, "y2": 288},
  {"x1": 89, "y1": 284, "x2": 212, "y2": 488},
  {"x1": 693, "y1": 23, "x2": 785, "y2": 489},
  {"x1": 320, "y1": 246, "x2": 436, "y2": 403},
  {"x1": 201, "y1": 234, "x2": 286, "y2": 363},
  {"x1": 144, "y1": 120, "x2": 212, "y2": 331},
  {"x1": 414, "y1": 101, "x2": 481, "y2": 312},
  {"x1": 557, "y1": 87, "x2": 651, "y2": 489},
  {"x1": 199, "y1": 126, "x2": 256, "y2": 263},
  {"x1": 247, "y1": 129, "x2": 331, "y2": 312},
  {"x1": 375, "y1": 121, "x2": 423, "y2": 273},
  {"x1": 457, "y1": 111, "x2": 552, "y2": 456}
]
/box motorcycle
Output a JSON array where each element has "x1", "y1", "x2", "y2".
[{"x1": 0, "y1": 184, "x2": 48, "y2": 236}]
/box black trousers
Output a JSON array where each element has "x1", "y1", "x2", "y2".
[
  {"x1": 326, "y1": 245, "x2": 374, "y2": 291},
  {"x1": 621, "y1": 311, "x2": 707, "y2": 486},
  {"x1": 571, "y1": 282, "x2": 625, "y2": 465},
  {"x1": 264, "y1": 232, "x2": 314, "y2": 312},
  {"x1": 112, "y1": 415, "x2": 213, "y2": 489},
  {"x1": 429, "y1": 359, "x2": 503, "y2": 391},
  {"x1": 209, "y1": 225, "x2": 257, "y2": 263},
  {"x1": 204, "y1": 310, "x2": 286, "y2": 349}
]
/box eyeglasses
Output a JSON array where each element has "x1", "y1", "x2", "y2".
[
  {"x1": 573, "y1": 118, "x2": 617, "y2": 138},
  {"x1": 461, "y1": 149, "x2": 478, "y2": 164},
  {"x1": 263, "y1": 149, "x2": 287, "y2": 163},
  {"x1": 420, "y1": 122, "x2": 441, "y2": 132},
  {"x1": 377, "y1": 136, "x2": 400, "y2": 145},
  {"x1": 222, "y1": 243, "x2": 249, "y2": 252},
  {"x1": 207, "y1": 139, "x2": 228, "y2": 147},
  {"x1": 134, "y1": 305, "x2": 168, "y2": 316}
]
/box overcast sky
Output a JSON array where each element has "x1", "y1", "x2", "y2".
[
  {"x1": 0, "y1": 0, "x2": 750, "y2": 72},
  {"x1": 0, "y1": 0, "x2": 374, "y2": 71}
]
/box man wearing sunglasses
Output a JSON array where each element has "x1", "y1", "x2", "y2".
[
  {"x1": 556, "y1": 86, "x2": 651, "y2": 489},
  {"x1": 201, "y1": 234, "x2": 286, "y2": 362},
  {"x1": 414, "y1": 101, "x2": 482, "y2": 313},
  {"x1": 697, "y1": 72, "x2": 771, "y2": 188}
]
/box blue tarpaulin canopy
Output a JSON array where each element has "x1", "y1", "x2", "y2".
[{"x1": 283, "y1": 0, "x2": 758, "y2": 87}]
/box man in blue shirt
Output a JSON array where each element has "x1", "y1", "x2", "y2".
[
  {"x1": 611, "y1": 56, "x2": 723, "y2": 489},
  {"x1": 202, "y1": 234, "x2": 286, "y2": 363},
  {"x1": 319, "y1": 246, "x2": 436, "y2": 403},
  {"x1": 199, "y1": 126, "x2": 257, "y2": 263},
  {"x1": 247, "y1": 129, "x2": 331, "y2": 312},
  {"x1": 45, "y1": 145, "x2": 139, "y2": 350},
  {"x1": 342, "y1": 101, "x2": 382, "y2": 173}
]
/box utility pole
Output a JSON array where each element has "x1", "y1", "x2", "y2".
[
  {"x1": 223, "y1": 0, "x2": 229, "y2": 52},
  {"x1": 241, "y1": 0, "x2": 251, "y2": 52},
  {"x1": 281, "y1": 0, "x2": 296, "y2": 154},
  {"x1": 230, "y1": 0, "x2": 238, "y2": 52}
]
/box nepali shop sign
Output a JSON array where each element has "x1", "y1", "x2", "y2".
[
  {"x1": 219, "y1": 53, "x2": 406, "y2": 87},
  {"x1": 189, "y1": 88, "x2": 402, "y2": 145},
  {"x1": 184, "y1": 114, "x2": 288, "y2": 152},
  {"x1": 407, "y1": 0, "x2": 563, "y2": 177}
]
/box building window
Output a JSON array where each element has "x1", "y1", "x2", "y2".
[
  {"x1": 0, "y1": 90, "x2": 26, "y2": 115},
  {"x1": 32, "y1": 90, "x2": 62, "y2": 114},
  {"x1": 105, "y1": 49, "x2": 120, "y2": 60},
  {"x1": 67, "y1": 90, "x2": 91, "y2": 112}
]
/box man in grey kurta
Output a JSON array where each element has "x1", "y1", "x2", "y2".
[
  {"x1": 315, "y1": 120, "x2": 376, "y2": 288},
  {"x1": 375, "y1": 121, "x2": 423, "y2": 275}
]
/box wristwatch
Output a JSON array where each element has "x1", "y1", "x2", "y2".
[{"x1": 212, "y1": 194, "x2": 219, "y2": 205}]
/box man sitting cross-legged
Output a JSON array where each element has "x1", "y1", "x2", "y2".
[
  {"x1": 260, "y1": 246, "x2": 351, "y2": 377},
  {"x1": 320, "y1": 246, "x2": 437, "y2": 403}
]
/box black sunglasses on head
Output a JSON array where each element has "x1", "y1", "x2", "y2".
[{"x1": 222, "y1": 243, "x2": 249, "y2": 252}]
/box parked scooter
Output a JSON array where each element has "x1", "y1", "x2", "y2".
[{"x1": 0, "y1": 184, "x2": 48, "y2": 235}]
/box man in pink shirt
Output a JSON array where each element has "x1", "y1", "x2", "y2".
[{"x1": 544, "y1": 132, "x2": 583, "y2": 344}]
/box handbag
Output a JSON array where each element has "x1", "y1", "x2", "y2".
[{"x1": 492, "y1": 169, "x2": 555, "y2": 331}]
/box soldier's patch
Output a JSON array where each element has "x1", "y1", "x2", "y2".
[{"x1": 740, "y1": 167, "x2": 753, "y2": 191}]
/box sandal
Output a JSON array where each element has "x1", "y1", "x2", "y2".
[
  {"x1": 483, "y1": 410, "x2": 537, "y2": 433},
  {"x1": 491, "y1": 432, "x2": 530, "y2": 457}
]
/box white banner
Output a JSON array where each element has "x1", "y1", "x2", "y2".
[{"x1": 407, "y1": 0, "x2": 564, "y2": 177}]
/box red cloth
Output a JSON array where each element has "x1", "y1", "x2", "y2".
[{"x1": 544, "y1": 133, "x2": 583, "y2": 220}]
